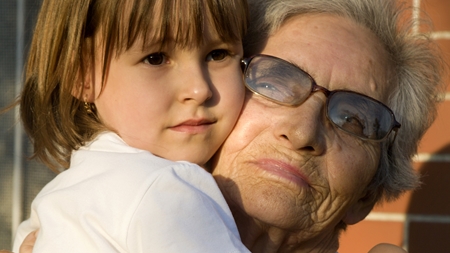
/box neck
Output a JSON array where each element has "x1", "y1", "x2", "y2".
[{"x1": 233, "y1": 208, "x2": 341, "y2": 253}]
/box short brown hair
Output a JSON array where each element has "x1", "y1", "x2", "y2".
[{"x1": 20, "y1": 0, "x2": 248, "y2": 172}]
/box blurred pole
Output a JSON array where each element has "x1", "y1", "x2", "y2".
[{"x1": 12, "y1": 0, "x2": 25, "y2": 247}]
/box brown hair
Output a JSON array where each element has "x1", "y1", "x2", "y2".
[{"x1": 20, "y1": 0, "x2": 248, "y2": 172}]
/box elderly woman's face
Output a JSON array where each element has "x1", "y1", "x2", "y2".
[{"x1": 212, "y1": 14, "x2": 391, "y2": 238}]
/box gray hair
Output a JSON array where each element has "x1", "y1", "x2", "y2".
[{"x1": 244, "y1": 0, "x2": 446, "y2": 203}]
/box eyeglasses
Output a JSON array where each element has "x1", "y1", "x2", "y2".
[{"x1": 241, "y1": 54, "x2": 401, "y2": 142}]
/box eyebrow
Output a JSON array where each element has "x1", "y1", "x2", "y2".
[{"x1": 283, "y1": 58, "x2": 316, "y2": 80}]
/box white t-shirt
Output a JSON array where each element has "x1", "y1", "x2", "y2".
[{"x1": 13, "y1": 132, "x2": 249, "y2": 253}]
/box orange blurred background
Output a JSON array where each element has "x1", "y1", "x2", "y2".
[{"x1": 340, "y1": 1, "x2": 450, "y2": 252}]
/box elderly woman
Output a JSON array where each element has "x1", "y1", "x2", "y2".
[
  {"x1": 13, "y1": 0, "x2": 443, "y2": 252},
  {"x1": 211, "y1": 0, "x2": 444, "y2": 252}
]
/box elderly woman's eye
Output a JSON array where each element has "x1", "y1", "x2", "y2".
[
  {"x1": 254, "y1": 81, "x2": 280, "y2": 95},
  {"x1": 206, "y1": 49, "x2": 230, "y2": 61},
  {"x1": 255, "y1": 82, "x2": 277, "y2": 91},
  {"x1": 252, "y1": 80, "x2": 291, "y2": 102},
  {"x1": 341, "y1": 115, "x2": 366, "y2": 136},
  {"x1": 144, "y1": 52, "x2": 166, "y2": 65}
]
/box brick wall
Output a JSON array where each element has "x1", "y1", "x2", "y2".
[{"x1": 339, "y1": 0, "x2": 450, "y2": 252}]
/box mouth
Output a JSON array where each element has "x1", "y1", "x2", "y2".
[
  {"x1": 254, "y1": 159, "x2": 311, "y2": 188},
  {"x1": 169, "y1": 119, "x2": 216, "y2": 134}
]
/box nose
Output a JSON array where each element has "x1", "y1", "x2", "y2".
[
  {"x1": 177, "y1": 64, "x2": 213, "y2": 104},
  {"x1": 274, "y1": 94, "x2": 327, "y2": 155}
]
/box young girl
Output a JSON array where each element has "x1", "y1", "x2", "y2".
[{"x1": 12, "y1": 0, "x2": 250, "y2": 252}]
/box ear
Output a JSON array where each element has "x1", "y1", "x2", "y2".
[
  {"x1": 71, "y1": 37, "x2": 96, "y2": 102},
  {"x1": 71, "y1": 78, "x2": 95, "y2": 102},
  {"x1": 342, "y1": 193, "x2": 376, "y2": 225}
]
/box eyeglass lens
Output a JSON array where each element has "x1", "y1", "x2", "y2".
[{"x1": 243, "y1": 55, "x2": 399, "y2": 141}]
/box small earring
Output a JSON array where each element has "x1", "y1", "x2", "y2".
[{"x1": 84, "y1": 96, "x2": 93, "y2": 114}]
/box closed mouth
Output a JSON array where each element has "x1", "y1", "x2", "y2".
[
  {"x1": 170, "y1": 119, "x2": 216, "y2": 133},
  {"x1": 254, "y1": 159, "x2": 311, "y2": 188}
]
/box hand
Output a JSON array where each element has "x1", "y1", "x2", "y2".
[
  {"x1": 368, "y1": 243, "x2": 408, "y2": 253},
  {"x1": 19, "y1": 230, "x2": 39, "y2": 253},
  {"x1": 0, "y1": 250, "x2": 13, "y2": 253}
]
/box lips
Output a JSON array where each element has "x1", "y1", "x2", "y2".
[
  {"x1": 169, "y1": 119, "x2": 216, "y2": 134},
  {"x1": 254, "y1": 159, "x2": 311, "y2": 188}
]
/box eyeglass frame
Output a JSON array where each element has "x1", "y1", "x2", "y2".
[{"x1": 240, "y1": 54, "x2": 401, "y2": 142}]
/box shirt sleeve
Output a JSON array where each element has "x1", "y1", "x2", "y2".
[{"x1": 125, "y1": 165, "x2": 250, "y2": 253}]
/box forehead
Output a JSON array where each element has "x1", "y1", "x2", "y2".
[{"x1": 262, "y1": 13, "x2": 391, "y2": 102}]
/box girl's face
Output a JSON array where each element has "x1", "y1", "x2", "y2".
[{"x1": 87, "y1": 23, "x2": 245, "y2": 167}]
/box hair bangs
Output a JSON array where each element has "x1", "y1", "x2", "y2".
[
  {"x1": 205, "y1": 0, "x2": 248, "y2": 44},
  {"x1": 105, "y1": 0, "x2": 247, "y2": 53}
]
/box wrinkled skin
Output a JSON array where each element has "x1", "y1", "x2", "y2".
[{"x1": 212, "y1": 14, "x2": 392, "y2": 252}]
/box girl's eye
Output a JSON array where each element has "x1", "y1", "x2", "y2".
[
  {"x1": 206, "y1": 49, "x2": 230, "y2": 62},
  {"x1": 144, "y1": 52, "x2": 166, "y2": 65}
]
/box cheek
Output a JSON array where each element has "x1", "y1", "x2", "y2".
[
  {"x1": 213, "y1": 96, "x2": 269, "y2": 175},
  {"x1": 327, "y1": 142, "x2": 380, "y2": 196},
  {"x1": 211, "y1": 64, "x2": 245, "y2": 99},
  {"x1": 220, "y1": 94, "x2": 271, "y2": 151}
]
